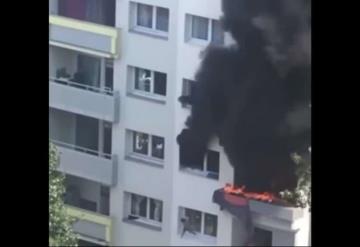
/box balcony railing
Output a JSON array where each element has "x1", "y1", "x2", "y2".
[
  {"x1": 49, "y1": 15, "x2": 120, "y2": 58},
  {"x1": 50, "y1": 77, "x2": 113, "y2": 96},
  {"x1": 49, "y1": 78, "x2": 120, "y2": 123},
  {"x1": 66, "y1": 205, "x2": 112, "y2": 245},
  {"x1": 52, "y1": 139, "x2": 111, "y2": 159},
  {"x1": 52, "y1": 139, "x2": 118, "y2": 186}
]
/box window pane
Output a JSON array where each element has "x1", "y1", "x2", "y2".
[
  {"x1": 192, "y1": 15, "x2": 208, "y2": 40},
  {"x1": 105, "y1": 60, "x2": 113, "y2": 91},
  {"x1": 131, "y1": 194, "x2": 147, "y2": 218},
  {"x1": 211, "y1": 19, "x2": 224, "y2": 45},
  {"x1": 156, "y1": 7, "x2": 169, "y2": 32},
  {"x1": 137, "y1": 3, "x2": 153, "y2": 28},
  {"x1": 149, "y1": 198, "x2": 163, "y2": 222},
  {"x1": 204, "y1": 213, "x2": 217, "y2": 237},
  {"x1": 185, "y1": 208, "x2": 202, "y2": 233},
  {"x1": 154, "y1": 72, "x2": 167, "y2": 96},
  {"x1": 151, "y1": 135, "x2": 164, "y2": 159},
  {"x1": 133, "y1": 132, "x2": 149, "y2": 155},
  {"x1": 206, "y1": 150, "x2": 219, "y2": 174},
  {"x1": 135, "y1": 68, "x2": 151, "y2": 92}
]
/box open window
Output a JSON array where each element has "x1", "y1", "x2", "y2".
[
  {"x1": 179, "y1": 207, "x2": 217, "y2": 244},
  {"x1": 126, "y1": 130, "x2": 165, "y2": 166},
  {"x1": 124, "y1": 192, "x2": 163, "y2": 229}
]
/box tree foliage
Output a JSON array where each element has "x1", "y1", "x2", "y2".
[
  {"x1": 280, "y1": 147, "x2": 311, "y2": 209},
  {"x1": 49, "y1": 142, "x2": 78, "y2": 246}
]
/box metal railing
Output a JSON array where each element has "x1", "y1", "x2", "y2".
[
  {"x1": 51, "y1": 139, "x2": 112, "y2": 159},
  {"x1": 49, "y1": 77, "x2": 113, "y2": 96},
  {"x1": 65, "y1": 205, "x2": 112, "y2": 244}
]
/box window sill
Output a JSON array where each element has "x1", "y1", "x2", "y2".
[
  {"x1": 180, "y1": 231, "x2": 217, "y2": 245},
  {"x1": 129, "y1": 27, "x2": 169, "y2": 40},
  {"x1": 179, "y1": 166, "x2": 219, "y2": 180},
  {"x1": 127, "y1": 91, "x2": 166, "y2": 105},
  {"x1": 186, "y1": 38, "x2": 210, "y2": 47},
  {"x1": 126, "y1": 154, "x2": 164, "y2": 168},
  {"x1": 185, "y1": 38, "x2": 224, "y2": 48},
  {"x1": 123, "y1": 218, "x2": 162, "y2": 232}
]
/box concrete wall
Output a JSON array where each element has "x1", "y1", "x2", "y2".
[{"x1": 111, "y1": 0, "x2": 180, "y2": 245}]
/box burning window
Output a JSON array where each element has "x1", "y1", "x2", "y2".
[
  {"x1": 179, "y1": 207, "x2": 218, "y2": 239},
  {"x1": 179, "y1": 148, "x2": 220, "y2": 180},
  {"x1": 133, "y1": 67, "x2": 167, "y2": 97},
  {"x1": 185, "y1": 14, "x2": 224, "y2": 45},
  {"x1": 126, "y1": 192, "x2": 163, "y2": 225},
  {"x1": 130, "y1": 130, "x2": 165, "y2": 161}
]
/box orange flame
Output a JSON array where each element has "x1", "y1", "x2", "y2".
[{"x1": 224, "y1": 183, "x2": 276, "y2": 203}]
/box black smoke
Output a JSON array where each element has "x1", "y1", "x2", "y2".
[{"x1": 177, "y1": 0, "x2": 311, "y2": 193}]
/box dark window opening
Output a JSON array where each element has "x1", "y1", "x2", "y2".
[
  {"x1": 253, "y1": 228, "x2": 273, "y2": 246},
  {"x1": 179, "y1": 79, "x2": 196, "y2": 107},
  {"x1": 154, "y1": 72, "x2": 167, "y2": 96},
  {"x1": 206, "y1": 150, "x2": 220, "y2": 179}
]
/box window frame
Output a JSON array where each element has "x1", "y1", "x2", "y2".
[
  {"x1": 181, "y1": 207, "x2": 218, "y2": 239},
  {"x1": 186, "y1": 14, "x2": 224, "y2": 46},
  {"x1": 132, "y1": 66, "x2": 167, "y2": 98},
  {"x1": 128, "y1": 193, "x2": 163, "y2": 227},
  {"x1": 131, "y1": 130, "x2": 165, "y2": 161},
  {"x1": 134, "y1": 2, "x2": 169, "y2": 37}
]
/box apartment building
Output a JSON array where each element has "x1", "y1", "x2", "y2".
[{"x1": 49, "y1": 0, "x2": 310, "y2": 246}]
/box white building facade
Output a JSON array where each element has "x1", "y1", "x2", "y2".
[{"x1": 49, "y1": 0, "x2": 310, "y2": 246}]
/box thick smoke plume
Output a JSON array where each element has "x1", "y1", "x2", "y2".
[{"x1": 178, "y1": 0, "x2": 311, "y2": 193}]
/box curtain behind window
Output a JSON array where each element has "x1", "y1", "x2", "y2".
[
  {"x1": 192, "y1": 16, "x2": 208, "y2": 40},
  {"x1": 86, "y1": 0, "x2": 104, "y2": 25},
  {"x1": 156, "y1": 7, "x2": 169, "y2": 32},
  {"x1": 212, "y1": 20, "x2": 225, "y2": 45},
  {"x1": 137, "y1": 4, "x2": 153, "y2": 28}
]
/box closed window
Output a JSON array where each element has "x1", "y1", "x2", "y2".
[
  {"x1": 186, "y1": 14, "x2": 224, "y2": 45},
  {"x1": 131, "y1": 2, "x2": 169, "y2": 36}
]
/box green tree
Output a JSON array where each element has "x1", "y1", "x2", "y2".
[{"x1": 49, "y1": 142, "x2": 78, "y2": 246}]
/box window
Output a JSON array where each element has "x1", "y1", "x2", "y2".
[
  {"x1": 179, "y1": 148, "x2": 220, "y2": 179},
  {"x1": 105, "y1": 60, "x2": 114, "y2": 91},
  {"x1": 126, "y1": 192, "x2": 163, "y2": 226},
  {"x1": 180, "y1": 79, "x2": 196, "y2": 107},
  {"x1": 186, "y1": 14, "x2": 224, "y2": 45},
  {"x1": 131, "y1": 131, "x2": 165, "y2": 160},
  {"x1": 131, "y1": 2, "x2": 169, "y2": 36},
  {"x1": 180, "y1": 207, "x2": 217, "y2": 239},
  {"x1": 133, "y1": 67, "x2": 167, "y2": 97}
]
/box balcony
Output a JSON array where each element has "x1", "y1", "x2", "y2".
[
  {"x1": 49, "y1": 77, "x2": 120, "y2": 123},
  {"x1": 53, "y1": 140, "x2": 118, "y2": 186},
  {"x1": 49, "y1": 15, "x2": 120, "y2": 58},
  {"x1": 66, "y1": 205, "x2": 112, "y2": 245}
]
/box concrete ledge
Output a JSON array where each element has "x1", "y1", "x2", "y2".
[
  {"x1": 249, "y1": 200, "x2": 304, "y2": 222},
  {"x1": 125, "y1": 155, "x2": 164, "y2": 169},
  {"x1": 122, "y1": 218, "x2": 162, "y2": 232}
]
